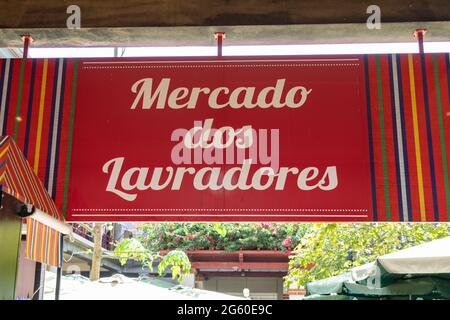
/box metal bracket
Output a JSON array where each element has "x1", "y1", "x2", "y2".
[
  {"x1": 413, "y1": 29, "x2": 427, "y2": 55},
  {"x1": 16, "y1": 203, "x2": 36, "y2": 218},
  {"x1": 20, "y1": 35, "x2": 34, "y2": 59},
  {"x1": 214, "y1": 32, "x2": 226, "y2": 57}
]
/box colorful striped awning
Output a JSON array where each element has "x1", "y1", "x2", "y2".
[
  {"x1": 0, "y1": 135, "x2": 65, "y2": 267},
  {"x1": 25, "y1": 219, "x2": 62, "y2": 268}
]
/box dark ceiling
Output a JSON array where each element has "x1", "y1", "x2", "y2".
[{"x1": 0, "y1": 0, "x2": 449, "y2": 28}]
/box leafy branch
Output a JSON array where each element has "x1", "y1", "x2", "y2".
[
  {"x1": 113, "y1": 238, "x2": 191, "y2": 282},
  {"x1": 285, "y1": 223, "x2": 450, "y2": 288}
]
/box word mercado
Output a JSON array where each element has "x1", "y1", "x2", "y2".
[{"x1": 130, "y1": 78, "x2": 312, "y2": 110}]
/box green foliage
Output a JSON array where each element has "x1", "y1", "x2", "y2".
[
  {"x1": 139, "y1": 223, "x2": 310, "y2": 252},
  {"x1": 114, "y1": 238, "x2": 150, "y2": 266},
  {"x1": 157, "y1": 250, "x2": 191, "y2": 282},
  {"x1": 286, "y1": 223, "x2": 450, "y2": 288},
  {"x1": 114, "y1": 222, "x2": 312, "y2": 283},
  {"x1": 113, "y1": 239, "x2": 190, "y2": 283}
]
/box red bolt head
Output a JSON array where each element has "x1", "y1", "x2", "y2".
[
  {"x1": 20, "y1": 35, "x2": 34, "y2": 43},
  {"x1": 214, "y1": 32, "x2": 226, "y2": 40},
  {"x1": 413, "y1": 29, "x2": 427, "y2": 38}
]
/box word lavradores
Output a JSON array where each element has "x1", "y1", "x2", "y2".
[{"x1": 102, "y1": 119, "x2": 338, "y2": 201}]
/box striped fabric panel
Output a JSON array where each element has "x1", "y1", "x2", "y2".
[
  {"x1": 25, "y1": 219, "x2": 61, "y2": 267},
  {"x1": 365, "y1": 54, "x2": 450, "y2": 221},
  {"x1": 0, "y1": 59, "x2": 77, "y2": 215},
  {"x1": 0, "y1": 56, "x2": 448, "y2": 222},
  {"x1": 0, "y1": 136, "x2": 63, "y2": 220}
]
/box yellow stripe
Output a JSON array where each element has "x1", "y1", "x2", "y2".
[
  {"x1": 50, "y1": 229, "x2": 55, "y2": 266},
  {"x1": 408, "y1": 54, "x2": 426, "y2": 221},
  {"x1": 34, "y1": 59, "x2": 48, "y2": 174},
  {"x1": 25, "y1": 219, "x2": 32, "y2": 258},
  {"x1": 14, "y1": 146, "x2": 47, "y2": 211},
  {"x1": 25, "y1": 218, "x2": 30, "y2": 257},
  {"x1": 46, "y1": 228, "x2": 52, "y2": 266},
  {"x1": 53, "y1": 230, "x2": 59, "y2": 267},
  {"x1": 40, "y1": 224, "x2": 46, "y2": 261},
  {"x1": 0, "y1": 145, "x2": 9, "y2": 159},
  {"x1": 9, "y1": 147, "x2": 35, "y2": 205},
  {"x1": 33, "y1": 222, "x2": 39, "y2": 261},
  {"x1": 5, "y1": 165, "x2": 20, "y2": 199}
]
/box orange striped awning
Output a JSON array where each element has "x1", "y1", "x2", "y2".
[
  {"x1": 25, "y1": 219, "x2": 62, "y2": 268},
  {"x1": 0, "y1": 136, "x2": 65, "y2": 267}
]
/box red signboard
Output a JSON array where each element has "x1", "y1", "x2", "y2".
[
  {"x1": 1, "y1": 54, "x2": 447, "y2": 222},
  {"x1": 66, "y1": 56, "x2": 373, "y2": 221}
]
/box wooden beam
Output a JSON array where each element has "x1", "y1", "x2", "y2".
[
  {"x1": 1, "y1": 1, "x2": 450, "y2": 48},
  {"x1": 1, "y1": 0, "x2": 450, "y2": 29},
  {"x1": 191, "y1": 261, "x2": 288, "y2": 270},
  {"x1": 1, "y1": 21, "x2": 449, "y2": 48}
]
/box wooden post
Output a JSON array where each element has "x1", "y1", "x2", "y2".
[{"x1": 89, "y1": 223, "x2": 103, "y2": 281}]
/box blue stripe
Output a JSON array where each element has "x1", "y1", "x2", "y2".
[
  {"x1": 45, "y1": 59, "x2": 59, "y2": 190},
  {"x1": 2, "y1": 60, "x2": 14, "y2": 135},
  {"x1": 388, "y1": 54, "x2": 404, "y2": 221},
  {"x1": 0, "y1": 60, "x2": 5, "y2": 110},
  {"x1": 364, "y1": 55, "x2": 378, "y2": 221},
  {"x1": 52, "y1": 59, "x2": 67, "y2": 198},
  {"x1": 396, "y1": 54, "x2": 413, "y2": 221},
  {"x1": 23, "y1": 59, "x2": 37, "y2": 157},
  {"x1": 419, "y1": 53, "x2": 440, "y2": 220}
]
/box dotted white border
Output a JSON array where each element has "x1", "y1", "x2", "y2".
[
  {"x1": 77, "y1": 58, "x2": 365, "y2": 219},
  {"x1": 70, "y1": 214, "x2": 368, "y2": 218},
  {"x1": 72, "y1": 208, "x2": 367, "y2": 212},
  {"x1": 83, "y1": 63, "x2": 360, "y2": 70}
]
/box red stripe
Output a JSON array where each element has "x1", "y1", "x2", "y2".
[
  {"x1": 437, "y1": 54, "x2": 450, "y2": 179},
  {"x1": 24, "y1": 60, "x2": 43, "y2": 169},
  {"x1": 5, "y1": 60, "x2": 20, "y2": 135},
  {"x1": 411, "y1": 55, "x2": 434, "y2": 221},
  {"x1": 436, "y1": 54, "x2": 450, "y2": 219},
  {"x1": 16, "y1": 60, "x2": 31, "y2": 147},
  {"x1": 425, "y1": 54, "x2": 448, "y2": 220}
]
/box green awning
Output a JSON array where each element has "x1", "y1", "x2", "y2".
[{"x1": 305, "y1": 237, "x2": 450, "y2": 299}]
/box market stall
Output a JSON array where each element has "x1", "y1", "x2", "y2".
[
  {"x1": 305, "y1": 237, "x2": 450, "y2": 300},
  {"x1": 0, "y1": 136, "x2": 71, "y2": 299}
]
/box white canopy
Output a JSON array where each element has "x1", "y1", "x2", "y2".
[
  {"x1": 44, "y1": 274, "x2": 244, "y2": 300},
  {"x1": 378, "y1": 236, "x2": 450, "y2": 274}
]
